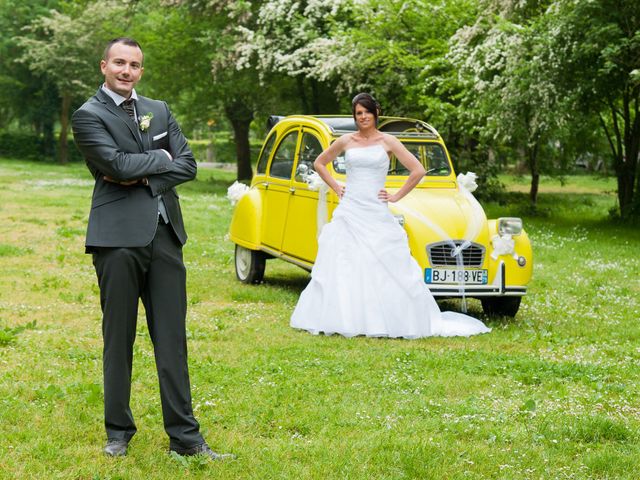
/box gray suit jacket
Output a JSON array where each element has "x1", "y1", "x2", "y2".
[{"x1": 72, "y1": 88, "x2": 196, "y2": 251}]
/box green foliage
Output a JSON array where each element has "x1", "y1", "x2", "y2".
[
  {"x1": 543, "y1": 0, "x2": 640, "y2": 219},
  {"x1": 0, "y1": 131, "x2": 83, "y2": 162},
  {"x1": 189, "y1": 136, "x2": 263, "y2": 164},
  {"x1": 1, "y1": 0, "x2": 637, "y2": 211},
  {"x1": 450, "y1": 4, "x2": 571, "y2": 204},
  {"x1": 0, "y1": 0, "x2": 63, "y2": 146},
  {"x1": 454, "y1": 145, "x2": 506, "y2": 202},
  {"x1": 13, "y1": 1, "x2": 128, "y2": 100}
]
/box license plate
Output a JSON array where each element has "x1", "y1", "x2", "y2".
[{"x1": 425, "y1": 268, "x2": 488, "y2": 284}]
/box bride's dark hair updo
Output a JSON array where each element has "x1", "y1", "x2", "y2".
[{"x1": 351, "y1": 93, "x2": 381, "y2": 123}]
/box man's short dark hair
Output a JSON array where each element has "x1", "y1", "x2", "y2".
[{"x1": 103, "y1": 37, "x2": 143, "y2": 62}]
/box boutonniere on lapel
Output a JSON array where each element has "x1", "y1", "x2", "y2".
[{"x1": 138, "y1": 112, "x2": 154, "y2": 131}]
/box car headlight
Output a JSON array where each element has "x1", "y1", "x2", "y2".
[{"x1": 498, "y1": 217, "x2": 522, "y2": 236}]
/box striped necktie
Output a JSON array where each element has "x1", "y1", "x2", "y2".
[{"x1": 121, "y1": 98, "x2": 135, "y2": 120}]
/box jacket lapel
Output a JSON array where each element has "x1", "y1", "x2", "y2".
[
  {"x1": 136, "y1": 97, "x2": 152, "y2": 151},
  {"x1": 94, "y1": 88, "x2": 144, "y2": 151}
]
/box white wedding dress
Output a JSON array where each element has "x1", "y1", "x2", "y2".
[{"x1": 290, "y1": 145, "x2": 491, "y2": 338}]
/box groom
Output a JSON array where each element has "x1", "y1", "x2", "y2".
[{"x1": 72, "y1": 37, "x2": 231, "y2": 460}]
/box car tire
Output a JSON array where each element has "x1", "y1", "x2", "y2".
[
  {"x1": 481, "y1": 296, "x2": 521, "y2": 317},
  {"x1": 235, "y1": 244, "x2": 266, "y2": 284}
]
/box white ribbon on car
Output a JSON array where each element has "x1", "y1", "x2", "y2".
[
  {"x1": 227, "y1": 180, "x2": 250, "y2": 205},
  {"x1": 304, "y1": 170, "x2": 344, "y2": 239},
  {"x1": 456, "y1": 172, "x2": 485, "y2": 243},
  {"x1": 387, "y1": 172, "x2": 485, "y2": 313},
  {"x1": 452, "y1": 172, "x2": 496, "y2": 311},
  {"x1": 304, "y1": 171, "x2": 329, "y2": 238}
]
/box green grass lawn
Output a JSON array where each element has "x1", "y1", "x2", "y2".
[{"x1": 0, "y1": 159, "x2": 638, "y2": 479}]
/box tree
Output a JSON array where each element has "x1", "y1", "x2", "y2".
[
  {"x1": 14, "y1": 1, "x2": 127, "y2": 163},
  {"x1": 159, "y1": 0, "x2": 266, "y2": 180},
  {"x1": 333, "y1": 0, "x2": 478, "y2": 115},
  {"x1": 328, "y1": 0, "x2": 507, "y2": 195},
  {"x1": 547, "y1": 0, "x2": 640, "y2": 219},
  {"x1": 448, "y1": 1, "x2": 574, "y2": 206},
  {"x1": 0, "y1": 0, "x2": 62, "y2": 154},
  {"x1": 234, "y1": 0, "x2": 353, "y2": 113}
]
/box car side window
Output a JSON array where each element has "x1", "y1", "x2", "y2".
[
  {"x1": 389, "y1": 143, "x2": 421, "y2": 176},
  {"x1": 256, "y1": 132, "x2": 276, "y2": 175},
  {"x1": 332, "y1": 154, "x2": 346, "y2": 174},
  {"x1": 269, "y1": 131, "x2": 298, "y2": 179},
  {"x1": 295, "y1": 133, "x2": 323, "y2": 182},
  {"x1": 424, "y1": 144, "x2": 451, "y2": 176}
]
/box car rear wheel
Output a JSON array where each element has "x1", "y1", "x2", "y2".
[
  {"x1": 481, "y1": 296, "x2": 521, "y2": 317},
  {"x1": 235, "y1": 245, "x2": 266, "y2": 284}
]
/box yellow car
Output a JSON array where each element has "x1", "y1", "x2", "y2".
[{"x1": 229, "y1": 115, "x2": 532, "y2": 316}]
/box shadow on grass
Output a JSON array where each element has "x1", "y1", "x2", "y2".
[
  {"x1": 228, "y1": 270, "x2": 309, "y2": 304},
  {"x1": 261, "y1": 273, "x2": 310, "y2": 292}
]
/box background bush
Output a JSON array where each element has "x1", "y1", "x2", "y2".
[{"x1": 0, "y1": 131, "x2": 83, "y2": 162}]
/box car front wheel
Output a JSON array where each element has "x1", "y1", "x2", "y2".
[
  {"x1": 481, "y1": 296, "x2": 521, "y2": 317},
  {"x1": 235, "y1": 245, "x2": 266, "y2": 284}
]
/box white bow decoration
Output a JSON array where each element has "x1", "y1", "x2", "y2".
[
  {"x1": 491, "y1": 234, "x2": 519, "y2": 260},
  {"x1": 450, "y1": 240, "x2": 471, "y2": 258},
  {"x1": 457, "y1": 172, "x2": 478, "y2": 193},
  {"x1": 227, "y1": 181, "x2": 250, "y2": 205}
]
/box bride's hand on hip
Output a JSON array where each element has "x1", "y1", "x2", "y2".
[
  {"x1": 334, "y1": 184, "x2": 346, "y2": 198},
  {"x1": 378, "y1": 188, "x2": 393, "y2": 202}
]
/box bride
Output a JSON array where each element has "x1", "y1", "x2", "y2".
[{"x1": 290, "y1": 93, "x2": 490, "y2": 338}]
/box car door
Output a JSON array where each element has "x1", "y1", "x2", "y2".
[
  {"x1": 281, "y1": 129, "x2": 325, "y2": 262},
  {"x1": 261, "y1": 129, "x2": 299, "y2": 251}
]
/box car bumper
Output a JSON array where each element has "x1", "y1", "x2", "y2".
[{"x1": 427, "y1": 261, "x2": 527, "y2": 297}]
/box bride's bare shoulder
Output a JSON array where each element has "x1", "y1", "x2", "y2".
[
  {"x1": 381, "y1": 132, "x2": 400, "y2": 144},
  {"x1": 378, "y1": 133, "x2": 399, "y2": 151},
  {"x1": 335, "y1": 133, "x2": 357, "y2": 150},
  {"x1": 341, "y1": 133, "x2": 356, "y2": 145}
]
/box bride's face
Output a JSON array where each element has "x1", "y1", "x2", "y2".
[{"x1": 354, "y1": 104, "x2": 375, "y2": 130}]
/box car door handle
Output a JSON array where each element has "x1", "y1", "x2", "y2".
[{"x1": 289, "y1": 188, "x2": 296, "y2": 194}]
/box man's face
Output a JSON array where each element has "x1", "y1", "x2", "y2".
[{"x1": 100, "y1": 42, "x2": 144, "y2": 98}]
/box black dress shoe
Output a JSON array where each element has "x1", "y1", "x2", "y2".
[
  {"x1": 170, "y1": 442, "x2": 235, "y2": 461},
  {"x1": 104, "y1": 439, "x2": 128, "y2": 457}
]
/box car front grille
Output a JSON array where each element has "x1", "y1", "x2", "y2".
[{"x1": 427, "y1": 241, "x2": 485, "y2": 267}]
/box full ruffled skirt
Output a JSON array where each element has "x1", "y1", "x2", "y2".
[{"x1": 290, "y1": 202, "x2": 490, "y2": 338}]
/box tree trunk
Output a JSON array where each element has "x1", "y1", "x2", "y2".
[
  {"x1": 310, "y1": 78, "x2": 320, "y2": 114},
  {"x1": 297, "y1": 76, "x2": 311, "y2": 114},
  {"x1": 224, "y1": 100, "x2": 254, "y2": 181},
  {"x1": 43, "y1": 119, "x2": 55, "y2": 158},
  {"x1": 527, "y1": 142, "x2": 540, "y2": 206},
  {"x1": 618, "y1": 169, "x2": 635, "y2": 217},
  {"x1": 58, "y1": 92, "x2": 71, "y2": 164},
  {"x1": 602, "y1": 95, "x2": 639, "y2": 219}
]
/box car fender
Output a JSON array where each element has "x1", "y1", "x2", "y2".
[
  {"x1": 487, "y1": 219, "x2": 533, "y2": 286},
  {"x1": 401, "y1": 213, "x2": 430, "y2": 267},
  {"x1": 229, "y1": 188, "x2": 263, "y2": 250}
]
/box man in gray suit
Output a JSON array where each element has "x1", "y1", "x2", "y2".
[{"x1": 72, "y1": 37, "x2": 231, "y2": 460}]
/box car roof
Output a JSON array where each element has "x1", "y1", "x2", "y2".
[{"x1": 267, "y1": 115, "x2": 441, "y2": 140}]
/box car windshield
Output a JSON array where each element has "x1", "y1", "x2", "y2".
[{"x1": 332, "y1": 142, "x2": 451, "y2": 176}]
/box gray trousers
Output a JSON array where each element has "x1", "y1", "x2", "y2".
[{"x1": 92, "y1": 221, "x2": 203, "y2": 449}]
